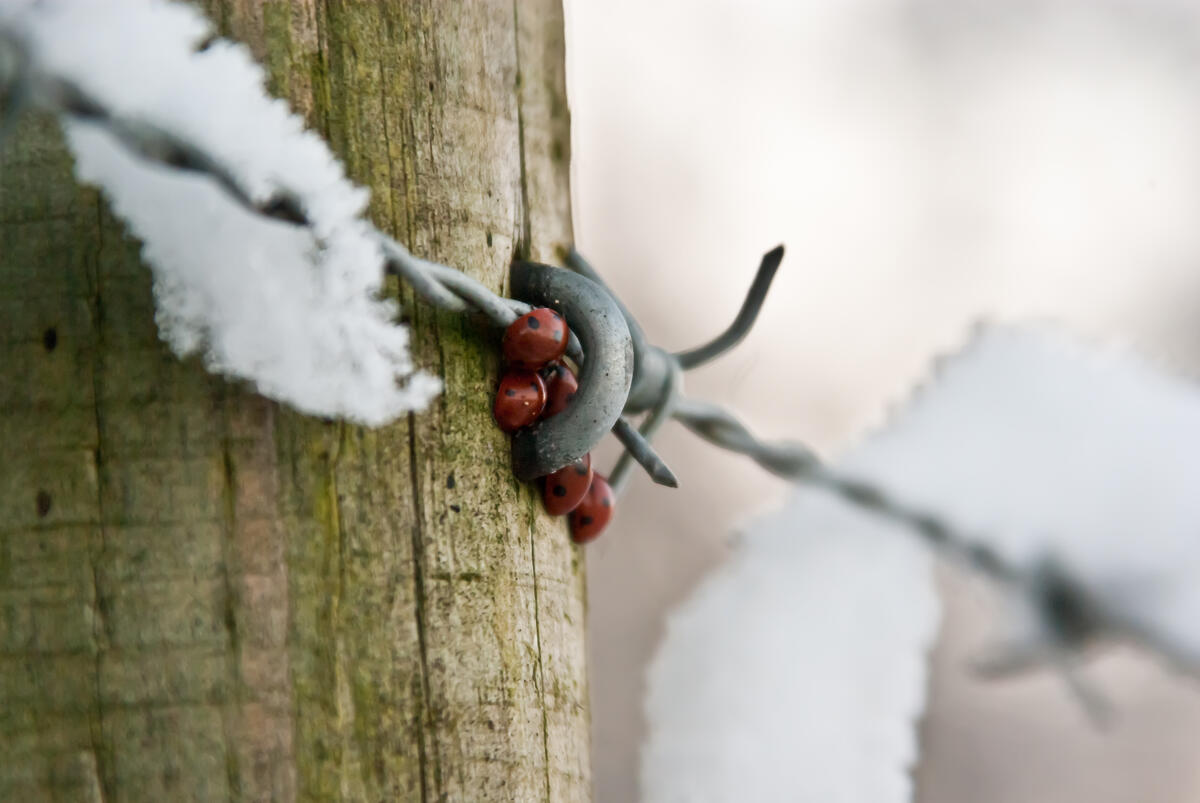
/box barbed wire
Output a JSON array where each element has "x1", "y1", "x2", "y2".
[{"x1": 0, "y1": 22, "x2": 1179, "y2": 708}]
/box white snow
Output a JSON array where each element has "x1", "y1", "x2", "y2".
[
  {"x1": 10, "y1": 0, "x2": 440, "y2": 424},
  {"x1": 641, "y1": 490, "x2": 938, "y2": 803},
  {"x1": 643, "y1": 323, "x2": 1200, "y2": 802},
  {"x1": 847, "y1": 324, "x2": 1200, "y2": 668}
]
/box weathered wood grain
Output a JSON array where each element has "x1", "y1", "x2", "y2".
[{"x1": 0, "y1": 1, "x2": 586, "y2": 800}]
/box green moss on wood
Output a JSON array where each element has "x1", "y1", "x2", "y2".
[{"x1": 0, "y1": 2, "x2": 587, "y2": 801}]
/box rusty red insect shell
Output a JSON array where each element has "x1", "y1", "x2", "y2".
[
  {"x1": 503, "y1": 308, "x2": 568, "y2": 370},
  {"x1": 493, "y1": 370, "x2": 547, "y2": 432},
  {"x1": 569, "y1": 474, "x2": 615, "y2": 544},
  {"x1": 541, "y1": 363, "x2": 579, "y2": 419},
  {"x1": 542, "y1": 453, "x2": 593, "y2": 516}
]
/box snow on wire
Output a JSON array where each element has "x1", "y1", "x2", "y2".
[
  {"x1": 0, "y1": 0, "x2": 447, "y2": 425},
  {"x1": 643, "y1": 326, "x2": 1200, "y2": 801}
]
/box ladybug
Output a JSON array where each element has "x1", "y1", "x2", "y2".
[
  {"x1": 569, "y1": 474, "x2": 614, "y2": 544},
  {"x1": 503, "y1": 308, "x2": 568, "y2": 370},
  {"x1": 542, "y1": 453, "x2": 593, "y2": 516},
  {"x1": 493, "y1": 370, "x2": 547, "y2": 432},
  {"x1": 541, "y1": 363, "x2": 579, "y2": 419}
]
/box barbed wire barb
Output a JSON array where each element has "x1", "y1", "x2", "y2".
[{"x1": 675, "y1": 244, "x2": 785, "y2": 369}]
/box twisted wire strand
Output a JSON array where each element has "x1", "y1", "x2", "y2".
[{"x1": 672, "y1": 396, "x2": 1021, "y2": 582}]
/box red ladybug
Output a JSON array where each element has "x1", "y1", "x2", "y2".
[
  {"x1": 542, "y1": 453, "x2": 593, "y2": 516},
  {"x1": 541, "y1": 363, "x2": 579, "y2": 418},
  {"x1": 493, "y1": 370, "x2": 547, "y2": 432},
  {"x1": 569, "y1": 474, "x2": 614, "y2": 544},
  {"x1": 503, "y1": 308, "x2": 568, "y2": 370}
]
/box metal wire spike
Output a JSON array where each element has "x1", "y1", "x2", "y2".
[
  {"x1": 609, "y1": 361, "x2": 681, "y2": 492},
  {"x1": 675, "y1": 244, "x2": 785, "y2": 369},
  {"x1": 612, "y1": 417, "x2": 678, "y2": 488}
]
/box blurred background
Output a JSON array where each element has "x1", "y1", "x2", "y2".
[{"x1": 565, "y1": 0, "x2": 1200, "y2": 800}]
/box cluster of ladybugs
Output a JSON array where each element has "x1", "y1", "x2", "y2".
[{"x1": 493, "y1": 308, "x2": 615, "y2": 543}]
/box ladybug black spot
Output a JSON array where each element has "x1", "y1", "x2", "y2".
[
  {"x1": 505, "y1": 389, "x2": 516, "y2": 397},
  {"x1": 553, "y1": 485, "x2": 567, "y2": 497},
  {"x1": 527, "y1": 316, "x2": 541, "y2": 330},
  {"x1": 530, "y1": 382, "x2": 539, "y2": 390},
  {"x1": 580, "y1": 516, "x2": 594, "y2": 526},
  {"x1": 575, "y1": 463, "x2": 588, "y2": 476}
]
